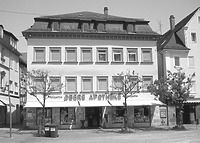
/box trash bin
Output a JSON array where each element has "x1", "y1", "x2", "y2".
[
  {"x1": 50, "y1": 124, "x2": 58, "y2": 138},
  {"x1": 44, "y1": 125, "x2": 51, "y2": 137}
]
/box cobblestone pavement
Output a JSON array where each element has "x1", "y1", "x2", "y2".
[{"x1": 0, "y1": 125, "x2": 200, "y2": 143}]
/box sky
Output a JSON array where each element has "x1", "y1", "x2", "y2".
[{"x1": 0, "y1": 0, "x2": 199, "y2": 53}]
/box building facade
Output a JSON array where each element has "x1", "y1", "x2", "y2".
[
  {"x1": 23, "y1": 8, "x2": 175, "y2": 129},
  {"x1": 157, "y1": 7, "x2": 200, "y2": 124},
  {"x1": 0, "y1": 25, "x2": 21, "y2": 125}
]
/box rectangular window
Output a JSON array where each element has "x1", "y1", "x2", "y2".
[
  {"x1": 60, "y1": 107, "x2": 75, "y2": 125},
  {"x1": 134, "y1": 106, "x2": 150, "y2": 123},
  {"x1": 0, "y1": 71, "x2": 5, "y2": 89},
  {"x1": 112, "y1": 76, "x2": 123, "y2": 91},
  {"x1": 50, "y1": 77, "x2": 61, "y2": 92},
  {"x1": 97, "y1": 76, "x2": 108, "y2": 91},
  {"x1": 112, "y1": 106, "x2": 124, "y2": 123},
  {"x1": 82, "y1": 77, "x2": 93, "y2": 92},
  {"x1": 142, "y1": 76, "x2": 153, "y2": 91},
  {"x1": 191, "y1": 33, "x2": 197, "y2": 43},
  {"x1": 9, "y1": 80, "x2": 13, "y2": 92},
  {"x1": 81, "y1": 48, "x2": 92, "y2": 62},
  {"x1": 188, "y1": 56, "x2": 195, "y2": 68},
  {"x1": 113, "y1": 48, "x2": 123, "y2": 62},
  {"x1": 36, "y1": 108, "x2": 52, "y2": 125},
  {"x1": 198, "y1": 16, "x2": 200, "y2": 24},
  {"x1": 174, "y1": 56, "x2": 180, "y2": 67},
  {"x1": 65, "y1": 48, "x2": 77, "y2": 62},
  {"x1": 50, "y1": 47, "x2": 61, "y2": 62},
  {"x1": 97, "y1": 48, "x2": 108, "y2": 62},
  {"x1": 1, "y1": 47, "x2": 5, "y2": 61},
  {"x1": 14, "y1": 82, "x2": 18, "y2": 93},
  {"x1": 127, "y1": 48, "x2": 138, "y2": 62},
  {"x1": 34, "y1": 47, "x2": 45, "y2": 62},
  {"x1": 34, "y1": 77, "x2": 44, "y2": 92},
  {"x1": 142, "y1": 49, "x2": 152, "y2": 62},
  {"x1": 65, "y1": 77, "x2": 77, "y2": 92}
]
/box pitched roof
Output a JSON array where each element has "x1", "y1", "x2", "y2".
[
  {"x1": 35, "y1": 11, "x2": 148, "y2": 23},
  {"x1": 158, "y1": 7, "x2": 200, "y2": 51}
]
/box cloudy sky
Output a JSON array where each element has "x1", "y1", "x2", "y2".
[{"x1": 0, "y1": 0, "x2": 199, "y2": 52}]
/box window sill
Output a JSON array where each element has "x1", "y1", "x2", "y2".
[
  {"x1": 50, "y1": 91, "x2": 62, "y2": 94},
  {"x1": 48, "y1": 61, "x2": 62, "y2": 64},
  {"x1": 64, "y1": 92, "x2": 78, "y2": 94},
  {"x1": 64, "y1": 61, "x2": 78, "y2": 64},
  {"x1": 95, "y1": 91, "x2": 108, "y2": 93},
  {"x1": 80, "y1": 91, "x2": 94, "y2": 94},
  {"x1": 111, "y1": 62, "x2": 124, "y2": 64},
  {"x1": 126, "y1": 62, "x2": 139, "y2": 64},
  {"x1": 95, "y1": 62, "x2": 109, "y2": 64},
  {"x1": 140, "y1": 62, "x2": 153, "y2": 64},
  {"x1": 32, "y1": 61, "x2": 46, "y2": 64},
  {"x1": 79, "y1": 62, "x2": 93, "y2": 64}
]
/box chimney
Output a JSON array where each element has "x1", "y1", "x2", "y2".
[
  {"x1": 104, "y1": 7, "x2": 108, "y2": 16},
  {"x1": 169, "y1": 15, "x2": 175, "y2": 30},
  {"x1": 0, "y1": 25, "x2": 4, "y2": 38}
]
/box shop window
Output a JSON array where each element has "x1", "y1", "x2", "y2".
[
  {"x1": 127, "y1": 48, "x2": 138, "y2": 62},
  {"x1": 60, "y1": 107, "x2": 75, "y2": 125},
  {"x1": 142, "y1": 76, "x2": 153, "y2": 91},
  {"x1": 34, "y1": 47, "x2": 45, "y2": 62},
  {"x1": 65, "y1": 48, "x2": 77, "y2": 62},
  {"x1": 97, "y1": 76, "x2": 108, "y2": 92},
  {"x1": 81, "y1": 48, "x2": 92, "y2": 62},
  {"x1": 65, "y1": 77, "x2": 77, "y2": 92},
  {"x1": 50, "y1": 47, "x2": 61, "y2": 62},
  {"x1": 97, "y1": 48, "x2": 108, "y2": 62},
  {"x1": 134, "y1": 106, "x2": 150, "y2": 123},
  {"x1": 81, "y1": 77, "x2": 93, "y2": 92},
  {"x1": 141, "y1": 48, "x2": 152, "y2": 62},
  {"x1": 36, "y1": 108, "x2": 52, "y2": 125},
  {"x1": 112, "y1": 106, "x2": 124, "y2": 123},
  {"x1": 112, "y1": 48, "x2": 123, "y2": 62},
  {"x1": 50, "y1": 77, "x2": 61, "y2": 92}
]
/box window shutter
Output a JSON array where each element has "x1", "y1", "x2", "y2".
[
  {"x1": 142, "y1": 51, "x2": 151, "y2": 62},
  {"x1": 66, "y1": 50, "x2": 76, "y2": 62},
  {"x1": 51, "y1": 49, "x2": 60, "y2": 61},
  {"x1": 98, "y1": 78, "x2": 107, "y2": 91},
  {"x1": 66, "y1": 78, "x2": 76, "y2": 92},
  {"x1": 82, "y1": 78, "x2": 92, "y2": 91},
  {"x1": 36, "y1": 50, "x2": 45, "y2": 62},
  {"x1": 82, "y1": 50, "x2": 91, "y2": 62}
]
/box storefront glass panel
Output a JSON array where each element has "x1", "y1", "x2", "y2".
[
  {"x1": 134, "y1": 106, "x2": 150, "y2": 123},
  {"x1": 60, "y1": 107, "x2": 75, "y2": 125}
]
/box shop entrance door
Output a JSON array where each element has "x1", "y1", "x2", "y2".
[{"x1": 85, "y1": 107, "x2": 101, "y2": 128}]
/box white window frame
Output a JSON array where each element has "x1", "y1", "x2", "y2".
[
  {"x1": 81, "y1": 48, "x2": 92, "y2": 62},
  {"x1": 127, "y1": 48, "x2": 138, "y2": 62},
  {"x1": 97, "y1": 48, "x2": 108, "y2": 62},
  {"x1": 65, "y1": 77, "x2": 77, "y2": 92},
  {"x1": 65, "y1": 47, "x2": 77, "y2": 62},
  {"x1": 34, "y1": 47, "x2": 45, "y2": 62},
  {"x1": 81, "y1": 76, "x2": 93, "y2": 92},
  {"x1": 50, "y1": 76, "x2": 61, "y2": 92},
  {"x1": 112, "y1": 48, "x2": 123, "y2": 62},
  {"x1": 49, "y1": 47, "x2": 61, "y2": 62},
  {"x1": 97, "y1": 76, "x2": 108, "y2": 92},
  {"x1": 188, "y1": 56, "x2": 195, "y2": 68},
  {"x1": 141, "y1": 48, "x2": 152, "y2": 62}
]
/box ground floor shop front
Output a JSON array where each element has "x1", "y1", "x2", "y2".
[{"x1": 24, "y1": 93, "x2": 177, "y2": 129}]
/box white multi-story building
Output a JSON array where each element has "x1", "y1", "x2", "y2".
[
  {"x1": 0, "y1": 25, "x2": 21, "y2": 125},
  {"x1": 23, "y1": 7, "x2": 171, "y2": 129},
  {"x1": 157, "y1": 7, "x2": 200, "y2": 124}
]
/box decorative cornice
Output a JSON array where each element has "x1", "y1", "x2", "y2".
[{"x1": 24, "y1": 32, "x2": 158, "y2": 41}]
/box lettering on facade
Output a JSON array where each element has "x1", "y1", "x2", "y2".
[
  {"x1": 48, "y1": 95, "x2": 62, "y2": 99},
  {"x1": 64, "y1": 94, "x2": 85, "y2": 101}
]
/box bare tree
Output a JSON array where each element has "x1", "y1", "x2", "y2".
[
  {"x1": 111, "y1": 71, "x2": 141, "y2": 131},
  {"x1": 26, "y1": 69, "x2": 62, "y2": 136}
]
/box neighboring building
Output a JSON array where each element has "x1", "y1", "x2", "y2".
[
  {"x1": 0, "y1": 25, "x2": 21, "y2": 125},
  {"x1": 22, "y1": 7, "x2": 171, "y2": 129},
  {"x1": 19, "y1": 53, "x2": 27, "y2": 124},
  {"x1": 157, "y1": 7, "x2": 200, "y2": 124}
]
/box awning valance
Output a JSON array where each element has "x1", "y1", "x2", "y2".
[
  {"x1": 185, "y1": 98, "x2": 200, "y2": 104},
  {"x1": 25, "y1": 99, "x2": 164, "y2": 108}
]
